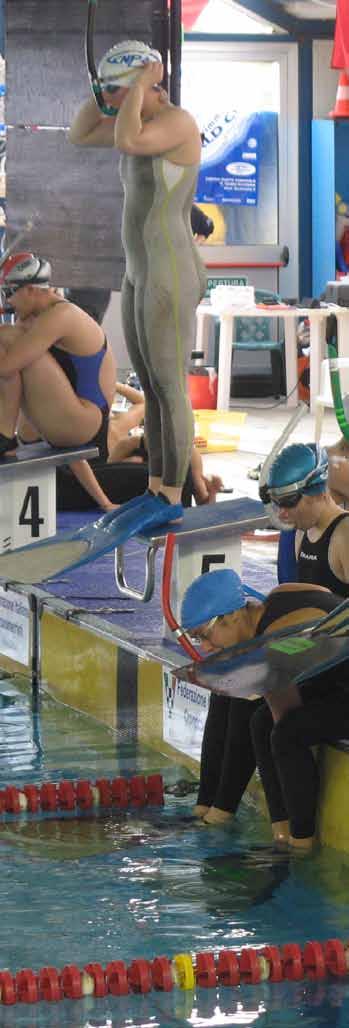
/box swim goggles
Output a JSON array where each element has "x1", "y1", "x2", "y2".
[{"x1": 269, "y1": 489, "x2": 304, "y2": 509}]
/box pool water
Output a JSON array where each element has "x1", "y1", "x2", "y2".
[{"x1": 0, "y1": 672, "x2": 349, "y2": 1027}]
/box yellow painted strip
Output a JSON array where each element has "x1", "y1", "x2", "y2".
[
  {"x1": 318, "y1": 744, "x2": 349, "y2": 853},
  {"x1": 41, "y1": 611, "x2": 118, "y2": 728},
  {"x1": 137, "y1": 658, "x2": 163, "y2": 743}
]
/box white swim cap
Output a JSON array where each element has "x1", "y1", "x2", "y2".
[{"x1": 98, "y1": 40, "x2": 161, "y2": 89}]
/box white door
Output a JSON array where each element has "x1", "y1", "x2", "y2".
[{"x1": 182, "y1": 40, "x2": 299, "y2": 299}]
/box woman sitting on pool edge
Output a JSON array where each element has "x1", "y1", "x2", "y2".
[{"x1": 180, "y1": 568, "x2": 349, "y2": 850}]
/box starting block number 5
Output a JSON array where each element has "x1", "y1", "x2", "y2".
[
  {"x1": 201, "y1": 554, "x2": 226, "y2": 574},
  {"x1": 165, "y1": 536, "x2": 242, "y2": 639}
]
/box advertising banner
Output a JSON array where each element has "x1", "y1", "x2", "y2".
[
  {"x1": 163, "y1": 671, "x2": 208, "y2": 762},
  {"x1": 0, "y1": 586, "x2": 30, "y2": 665},
  {"x1": 197, "y1": 111, "x2": 267, "y2": 207}
]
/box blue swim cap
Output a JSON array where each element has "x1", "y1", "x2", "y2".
[
  {"x1": 181, "y1": 569, "x2": 245, "y2": 631},
  {"x1": 267, "y1": 443, "x2": 328, "y2": 499}
]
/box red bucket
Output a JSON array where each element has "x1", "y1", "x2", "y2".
[{"x1": 188, "y1": 366, "x2": 218, "y2": 410}]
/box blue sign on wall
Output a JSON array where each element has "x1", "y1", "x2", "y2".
[{"x1": 196, "y1": 111, "x2": 272, "y2": 207}]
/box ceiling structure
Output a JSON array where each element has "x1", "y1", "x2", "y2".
[{"x1": 183, "y1": 0, "x2": 336, "y2": 35}]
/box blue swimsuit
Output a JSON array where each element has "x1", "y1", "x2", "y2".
[
  {"x1": 49, "y1": 338, "x2": 108, "y2": 409},
  {"x1": 49, "y1": 338, "x2": 109, "y2": 462}
]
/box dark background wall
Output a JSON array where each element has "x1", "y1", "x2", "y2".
[{"x1": 5, "y1": 0, "x2": 154, "y2": 288}]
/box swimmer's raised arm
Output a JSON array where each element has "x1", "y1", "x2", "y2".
[
  {"x1": 68, "y1": 96, "x2": 118, "y2": 147},
  {"x1": 115, "y1": 62, "x2": 200, "y2": 159}
]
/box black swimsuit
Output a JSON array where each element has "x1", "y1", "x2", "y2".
[{"x1": 298, "y1": 513, "x2": 349, "y2": 597}]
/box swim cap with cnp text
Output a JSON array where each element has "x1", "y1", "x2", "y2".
[{"x1": 98, "y1": 41, "x2": 161, "y2": 89}]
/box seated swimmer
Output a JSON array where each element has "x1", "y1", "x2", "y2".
[{"x1": 0, "y1": 251, "x2": 117, "y2": 510}]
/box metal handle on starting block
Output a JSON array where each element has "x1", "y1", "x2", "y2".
[{"x1": 114, "y1": 542, "x2": 162, "y2": 602}]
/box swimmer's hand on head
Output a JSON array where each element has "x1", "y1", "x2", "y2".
[
  {"x1": 68, "y1": 62, "x2": 165, "y2": 148},
  {"x1": 115, "y1": 62, "x2": 200, "y2": 161},
  {"x1": 133, "y1": 60, "x2": 165, "y2": 91},
  {"x1": 69, "y1": 56, "x2": 199, "y2": 160}
]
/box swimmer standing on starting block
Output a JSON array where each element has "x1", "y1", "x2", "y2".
[{"x1": 69, "y1": 40, "x2": 207, "y2": 530}]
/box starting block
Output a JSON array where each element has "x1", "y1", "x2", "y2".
[
  {"x1": 0, "y1": 442, "x2": 98, "y2": 554},
  {"x1": 115, "y1": 497, "x2": 268, "y2": 632}
]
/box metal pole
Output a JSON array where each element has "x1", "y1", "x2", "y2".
[
  {"x1": 169, "y1": 0, "x2": 182, "y2": 105},
  {"x1": 30, "y1": 593, "x2": 41, "y2": 711},
  {"x1": 152, "y1": 0, "x2": 169, "y2": 93}
]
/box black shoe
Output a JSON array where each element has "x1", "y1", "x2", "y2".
[{"x1": 0, "y1": 433, "x2": 18, "y2": 457}]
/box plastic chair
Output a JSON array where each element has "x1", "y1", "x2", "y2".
[
  {"x1": 232, "y1": 288, "x2": 286, "y2": 399},
  {"x1": 314, "y1": 359, "x2": 334, "y2": 442}
]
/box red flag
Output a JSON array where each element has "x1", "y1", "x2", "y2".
[
  {"x1": 182, "y1": 1, "x2": 210, "y2": 31},
  {"x1": 332, "y1": 0, "x2": 349, "y2": 70}
]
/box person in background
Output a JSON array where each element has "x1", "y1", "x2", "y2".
[
  {"x1": 267, "y1": 443, "x2": 349, "y2": 595},
  {"x1": 190, "y1": 204, "x2": 214, "y2": 244},
  {"x1": 108, "y1": 378, "x2": 146, "y2": 457},
  {"x1": 181, "y1": 568, "x2": 347, "y2": 850},
  {"x1": 326, "y1": 434, "x2": 349, "y2": 506},
  {"x1": 56, "y1": 376, "x2": 222, "y2": 512},
  {"x1": 108, "y1": 381, "x2": 223, "y2": 505},
  {"x1": 64, "y1": 287, "x2": 111, "y2": 326}
]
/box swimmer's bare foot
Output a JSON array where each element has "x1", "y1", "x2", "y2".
[
  {"x1": 288, "y1": 834, "x2": 315, "y2": 852},
  {"x1": 202, "y1": 806, "x2": 233, "y2": 825},
  {"x1": 272, "y1": 820, "x2": 289, "y2": 844},
  {"x1": 193, "y1": 804, "x2": 210, "y2": 818}
]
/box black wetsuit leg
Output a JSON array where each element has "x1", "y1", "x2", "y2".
[
  {"x1": 197, "y1": 694, "x2": 261, "y2": 812},
  {"x1": 251, "y1": 691, "x2": 349, "y2": 838},
  {"x1": 250, "y1": 703, "x2": 288, "y2": 825}
]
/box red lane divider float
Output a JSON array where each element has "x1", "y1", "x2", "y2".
[
  {"x1": 1, "y1": 939, "x2": 349, "y2": 1005},
  {"x1": 0, "y1": 774, "x2": 164, "y2": 817}
]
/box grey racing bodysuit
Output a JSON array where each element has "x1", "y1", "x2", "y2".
[{"x1": 120, "y1": 153, "x2": 207, "y2": 487}]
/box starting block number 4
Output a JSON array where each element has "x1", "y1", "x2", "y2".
[{"x1": 0, "y1": 466, "x2": 55, "y2": 554}]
